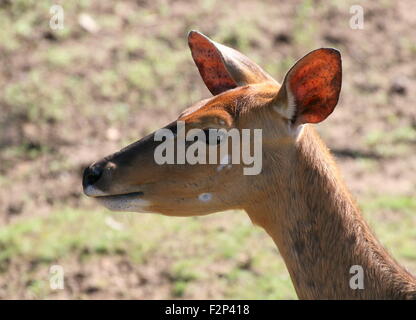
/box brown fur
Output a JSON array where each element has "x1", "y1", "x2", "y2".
[
  {"x1": 245, "y1": 124, "x2": 416, "y2": 299},
  {"x1": 84, "y1": 32, "x2": 416, "y2": 299}
]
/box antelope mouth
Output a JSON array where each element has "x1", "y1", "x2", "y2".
[
  {"x1": 94, "y1": 191, "x2": 145, "y2": 200},
  {"x1": 83, "y1": 184, "x2": 144, "y2": 199},
  {"x1": 91, "y1": 191, "x2": 150, "y2": 213}
]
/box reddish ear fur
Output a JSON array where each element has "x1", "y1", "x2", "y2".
[
  {"x1": 282, "y1": 48, "x2": 342, "y2": 124},
  {"x1": 188, "y1": 31, "x2": 237, "y2": 95},
  {"x1": 188, "y1": 31, "x2": 274, "y2": 96}
]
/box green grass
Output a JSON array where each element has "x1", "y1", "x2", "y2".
[
  {"x1": 0, "y1": 207, "x2": 296, "y2": 299},
  {"x1": 366, "y1": 127, "x2": 416, "y2": 146},
  {"x1": 365, "y1": 126, "x2": 416, "y2": 157},
  {"x1": 293, "y1": 0, "x2": 318, "y2": 50},
  {"x1": 362, "y1": 195, "x2": 416, "y2": 213},
  {"x1": 1, "y1": 195, "x2": 415, "y2": 299},
  {"x1": 362, "y1": 195, "x2": 416, "y2": 264},
  {"x1": 0, "y1": 0, "x2": 415, "y2": 300}
]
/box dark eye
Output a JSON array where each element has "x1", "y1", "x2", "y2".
[{"x1": 203, "y1": 129, "x2": 224, "y2": 145}]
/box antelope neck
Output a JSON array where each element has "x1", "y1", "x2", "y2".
[{"x1": 245, "y1": 126, "x2": 416, "y2": 299}]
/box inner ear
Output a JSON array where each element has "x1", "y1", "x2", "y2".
[
  {"x1": 188, "y1": 31, "x2": 275, "y2": 96},
  {"x1": 188, "y1": 32, "x2": 237, "y2": 95},
  {"x1": 276, "y1": 48, "x2": 342, "y2": 125}
]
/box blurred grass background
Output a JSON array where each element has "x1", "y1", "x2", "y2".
[{"x1": 0, "y1": 0, "x2": 415, "y2": 299}]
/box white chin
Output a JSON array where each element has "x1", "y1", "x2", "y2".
[
  {"x1": 84, "y1": 185, "x2": 107, "y2": 197},
  {"x1": 96, "y1": 196, "x2": 151, "y2": 213}
]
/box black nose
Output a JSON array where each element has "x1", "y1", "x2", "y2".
[{"x1": 83, "y1": 165, "x2": 104, "y2": 187}]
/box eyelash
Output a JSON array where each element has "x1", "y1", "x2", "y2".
[
  {"x1": 184, "y1": 128, "x2": 226, "y2": 146},
  {"x1": 203, "y1": 129, "x2": 225, "y2": 145}
]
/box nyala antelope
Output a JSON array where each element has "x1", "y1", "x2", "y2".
[{"x1": 83, "y1": 31, "x2": 416, "y2": 299}]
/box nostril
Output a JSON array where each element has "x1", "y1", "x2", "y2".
[{"x1": 83, "y1": 165, "x2": 104, "y2": 187}]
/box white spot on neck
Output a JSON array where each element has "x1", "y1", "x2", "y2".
[{"x1": 198, "y1": 193, "x2": 212, "y2": 202}]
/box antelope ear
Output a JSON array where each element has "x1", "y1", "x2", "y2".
[
  {"x1": 188, "y1": 30, "x2": 275, "y2": 95},
  {"x1": 275, "y1": 48, "x2": 342, "y2": 125}
]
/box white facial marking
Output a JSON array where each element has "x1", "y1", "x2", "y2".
[
  {"x1": 97, "y1": 196, "x2": 151, "y2": 213},
  {"x1": 84, "y1": 185, "x2": 107, "y2": 197},
  {"x1": 198, "y1": 193, "x2": 212, "y2": 202},
  {"x1": 217, "y1": 154, "x2": 232, "y2": 172}
]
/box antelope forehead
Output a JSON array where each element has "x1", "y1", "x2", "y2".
[{"x1": 179, "y1": 97, "x2": 213, "y2": 118}]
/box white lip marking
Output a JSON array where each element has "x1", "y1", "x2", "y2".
[
  {"x1": 198, "y1": 193, "x2": 212, "y2": 202},
  {"x1": 96, "y1": 195, "x2": 151, "y2": 213},
  {"x1": 84, "y1": 185, "x2": 107, "y2": 197}
]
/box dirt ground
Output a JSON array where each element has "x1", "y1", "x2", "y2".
[{"x1": 0, "y1": 0, "x2": 415, "y2": 299}]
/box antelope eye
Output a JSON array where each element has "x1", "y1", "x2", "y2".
[{"x1": 202, "y1": 129, "x2": 226, "y2": 145}]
